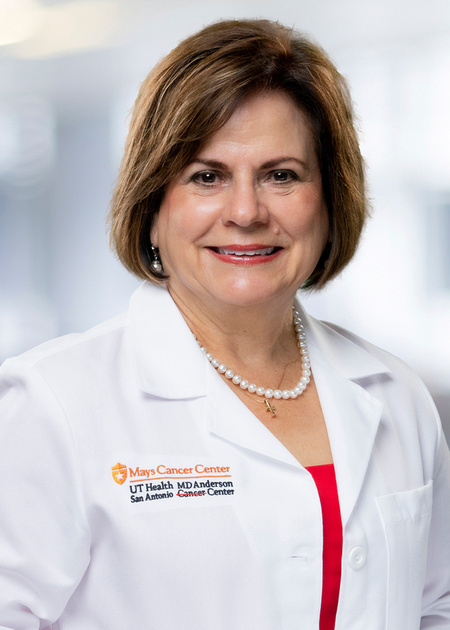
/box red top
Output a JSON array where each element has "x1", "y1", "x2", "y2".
[{"x1": 306, "y1": 464, "x2": 343, "y2": 630}]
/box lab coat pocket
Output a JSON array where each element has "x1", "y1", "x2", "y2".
[{"x1": 376, "y1": 481, "x2": 433, "y2": 630}]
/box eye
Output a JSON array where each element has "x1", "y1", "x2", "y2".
[
  {"x1": 192, "y1": 170, "x2": 220, "y2": 185},
  {"x1": 268, "y1": 169, "x2": 298, "y2": 183}
]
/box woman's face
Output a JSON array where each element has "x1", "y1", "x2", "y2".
[{"x1": 151, "y1": 90, "x2": 329, "y2": 313}]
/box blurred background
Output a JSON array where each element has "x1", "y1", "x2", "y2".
[{"x1": 0, "y1": 0, "x2": 449, "y2": 437}]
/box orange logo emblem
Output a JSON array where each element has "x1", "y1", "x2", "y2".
[{"x1": 112, "y1": 462, "x2": 127, "y2": 485}]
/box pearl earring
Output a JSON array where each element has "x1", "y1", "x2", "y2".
[{"x1": 150, "y1": 245, "x2": 163, "y2": 273}]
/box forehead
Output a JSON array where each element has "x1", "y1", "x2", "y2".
[{"x1": 196, "y1": 91, "x2": 317, "y2": 163}]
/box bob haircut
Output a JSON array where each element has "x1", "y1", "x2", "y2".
[{"x1": 109, "y1": 18, "x2": 368, "y2": 289}]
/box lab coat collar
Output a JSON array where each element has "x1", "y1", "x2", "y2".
[
  {"x1": 129, "y1": 282, "x2": 207, "y2": 399},
  {"x1": 294, "y1": 298, "x2": 390, "y2": 382}
]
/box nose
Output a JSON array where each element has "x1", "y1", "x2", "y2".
[{"x1": 222, "y1": 179, "x2": 269, "y2": 227}]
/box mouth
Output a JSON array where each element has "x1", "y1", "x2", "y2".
[
  {"x1": 207, "y1": 245, "x2": 283, "y2": 264},
  {"x1": 211, "y1": 246, "x2": 281, "y2": 256}
]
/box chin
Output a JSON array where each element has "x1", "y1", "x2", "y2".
[{"x1": 205, "y1": 281, "x2": 294, "y2": 309}]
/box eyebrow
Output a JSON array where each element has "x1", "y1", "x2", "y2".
[{"x1": 188, "y1": 156, "x2": 311, "y2": 172}]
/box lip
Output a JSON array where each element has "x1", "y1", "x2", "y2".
[{"x1": 207, "y1": 244, "x2": 283, "y2": 265}]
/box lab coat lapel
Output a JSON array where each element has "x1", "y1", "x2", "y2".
[
  {"x1": 312, "y1": 351, "x2": 384, "y2": 526},
  {"x1": 302, "y1": 307, "x2": 388, "y2": 526}
]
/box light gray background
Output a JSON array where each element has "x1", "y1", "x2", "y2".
[{"x1": 0, "y1": 0, "x2": 449, "y2": 437}]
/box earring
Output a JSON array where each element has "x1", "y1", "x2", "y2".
[{"x1": 150, "y1": 245, "x2": 163, "y2": 273}]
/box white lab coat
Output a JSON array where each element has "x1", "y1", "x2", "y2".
[{"x1": 0, "y1": 282, "x2": 449, "y2": 630}]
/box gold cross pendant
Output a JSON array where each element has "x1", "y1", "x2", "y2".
[{"x1": 264, "y1": 399, "x2": 276, "y2": 416}]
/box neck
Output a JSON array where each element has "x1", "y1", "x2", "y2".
[{"x1": 167, "y1": 286, "x2": 299, "y2": 369}]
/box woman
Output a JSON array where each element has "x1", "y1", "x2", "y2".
[{"x1": 0, "y1": 19, "x2": 449, "y2": 630}]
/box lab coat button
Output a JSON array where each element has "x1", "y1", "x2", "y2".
[{"x1": 348, "y1": 546, "x2": 366, "y2": 569}]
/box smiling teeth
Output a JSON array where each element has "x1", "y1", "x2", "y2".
[{"x1": 218, "y1": 247, "x2": 275, "y2": 256}]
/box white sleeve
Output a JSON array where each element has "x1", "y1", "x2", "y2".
[
  {"x1": 420, "y1": 427, "x2": 450, "y2": 628},
  {"x1": 0, "y1": 359, "x2": 91, "y2": 629}
]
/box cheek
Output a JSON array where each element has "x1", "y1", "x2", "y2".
[
  {"x1": 160, "y1": 197, "x2": 221, "y2": 247},
  {"x1": 284, "y1": 194, "x2": 328, "y2": 242}
]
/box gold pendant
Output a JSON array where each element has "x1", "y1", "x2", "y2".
[{"x1": 264, "y1": 399, "x2": 276, "y2": 416}]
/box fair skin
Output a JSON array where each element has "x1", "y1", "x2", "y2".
[{"x1": 151, "y1": 91, "x2": 332, "y2": 466}]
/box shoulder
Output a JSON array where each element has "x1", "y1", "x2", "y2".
[
  {"x1": 306, "y1": 313, "x2": 440, "y2": 422},
  {"x1": 0, "y1": 311, "x2": 130, "y2": 395},
  {"x1": 304, "y1": 309, "x2": 415, "y2": 378},
  {"x1": 320, "y1": 319, "x2": 416, "y2": 374},
  {"x1": 3, "y1": 312, "x2": 128, "y2": 366}
]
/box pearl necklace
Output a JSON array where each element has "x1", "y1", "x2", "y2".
[{"x1": 195, "y1": 308, "x2": 311, "y2": 417}]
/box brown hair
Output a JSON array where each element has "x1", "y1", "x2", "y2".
[{"x1": 109, "y1": 18, "x2": 368, "y2": 288}]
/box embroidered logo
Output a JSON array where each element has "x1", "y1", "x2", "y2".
[
  {"x1": 111, "y1": 461, "x2": 235, "y2": 506},
  {"x1": 111, "y1": 462, "x2": 128, "y2": 485}
]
